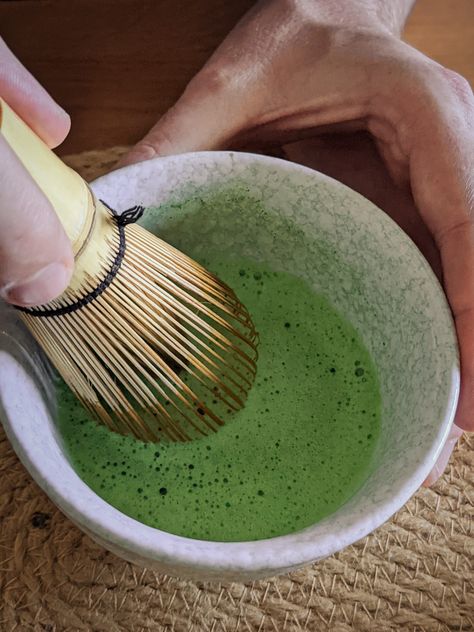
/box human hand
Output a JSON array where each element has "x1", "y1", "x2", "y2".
[
  {"x1": 0, "y1": 37, "x2": 73, "y2": 307},
  {"x1": 120, "y1": 0, "x2": 473, "y2": 483}
]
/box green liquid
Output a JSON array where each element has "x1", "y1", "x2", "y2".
[{"x1": 57, "y1": 257, "x2": 381, "y2": 541}]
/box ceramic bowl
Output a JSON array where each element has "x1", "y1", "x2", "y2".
[{"x1": 0, "y1": 152, "x2": 459, "y2": 581}]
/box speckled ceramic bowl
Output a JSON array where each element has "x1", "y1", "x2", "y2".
[{"x1": 0, "y1": 152, "x2": 459, "y2": 581}]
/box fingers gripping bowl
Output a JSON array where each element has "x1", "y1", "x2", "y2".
[{"x1": 0, "y1": 152, "x2": 459, "y2": 581}]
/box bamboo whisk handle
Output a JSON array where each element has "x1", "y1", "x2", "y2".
[
  {"x1": 0, "y1": 100, "x2": 259, "y2": 443},
  {"x1": 0, "y1": 98, "x2": 95, "y2": 257}
]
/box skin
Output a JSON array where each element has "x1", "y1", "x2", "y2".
[
  {"x1": 0, "y1": 0, "x2": 472, "y2": 483},
  {"x1": 0, "y1": 38, "x2": 73, "y2": 306}
]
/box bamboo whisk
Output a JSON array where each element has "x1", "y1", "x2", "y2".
[{"x1": 0, "y1": 99, "x2": 258, "y2": 442}]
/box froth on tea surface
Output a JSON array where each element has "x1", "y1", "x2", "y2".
[{"x1": 57, "y1": 254, "x2": 381, "y2": 542}]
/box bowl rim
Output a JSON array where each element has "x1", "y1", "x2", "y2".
[{"x1": 2, "y1": 150, "x2": 460, "y2": 574}]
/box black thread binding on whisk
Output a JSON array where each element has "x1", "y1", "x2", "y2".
[{"x1": 16, "y1": 202, "x2": 145, "y2": 318}]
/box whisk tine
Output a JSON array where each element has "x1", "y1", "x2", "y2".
[
  {"x1": 77, "y1": 300, "x2": 218, "y2": 438},
  {"x1": 0, "y1": 98, "x2": 258, "y2": 442},
  {"x1": 129, "y1": 234, "x2": 253, "y2": 325},
  {"x1": 109, "y1": 282, "x2": 248, "y2": 409},
  {"x1": 18, "y1": 204, "x2": 258, "y2": 443},
  {"x1": 52, "y1": 304, "x2": 200, "y2": 441},
  {"x1": 104, "y1": 259, "x2": 254, "y2": 425},
  {"x1": 120, "y1": 263, "x2": 256, "y2": 385}
]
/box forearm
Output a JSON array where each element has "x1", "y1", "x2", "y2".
[{"x1": 305, "y1": 0, "x2": 416, "y2": 36}]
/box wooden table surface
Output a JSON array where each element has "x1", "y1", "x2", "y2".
[{"x1": 1, "y1": 0, "x2": 473, "y2": 155}]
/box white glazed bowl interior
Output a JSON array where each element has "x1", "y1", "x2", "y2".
[{"x1": 0, "y1": 152, "x2": 459, "y2": 581}]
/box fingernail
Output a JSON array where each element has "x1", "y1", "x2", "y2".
[
  {"x1": 56, "y1": 102, "x2": 70, "y2": 120},
  {"x1": 1, "y1": 263, "x2": 71, "y2": 307}
]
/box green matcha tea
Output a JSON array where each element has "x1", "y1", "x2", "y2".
[{"x1": 57, "y1": 256, "x2": 381, "y2": 542}]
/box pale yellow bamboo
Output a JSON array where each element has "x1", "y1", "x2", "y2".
[{"x1": 0, "y1": 97, "x2": 258, "y2": 442}]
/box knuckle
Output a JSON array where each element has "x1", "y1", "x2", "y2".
[
  {"x1": 398, "y1": 60, "x2": 474, "y2": 138},
  {"x1": 417, "y1": 63, "x2": 474, "y2": 112},
  {"x1": 438, "y1": 68, "x2": 473, "y2": 102},
  {"x1": 190, "y1": 64, "x2": 238, "y2": 99}
]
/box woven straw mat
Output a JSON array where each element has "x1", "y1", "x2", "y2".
[{"x1": 0, "y1": 146, "x2": 472, "y2": 632}]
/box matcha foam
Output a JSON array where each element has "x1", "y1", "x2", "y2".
[{"x1": 57, "y1": 255, "x2": 381, "y2": 542}]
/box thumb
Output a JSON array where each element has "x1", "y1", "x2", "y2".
[
  {"x1": 119, "y1": 69, "x2": 244, "y2": 166},
  {"x1": 0, "y1": 135, "x2": 74, "y2": 307}
]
